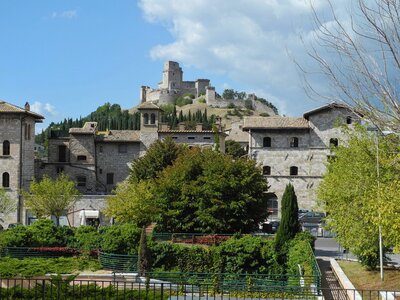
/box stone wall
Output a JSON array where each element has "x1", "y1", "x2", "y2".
[{"x1": 96, "y1": 142, "x2": 140, "y2": 192}]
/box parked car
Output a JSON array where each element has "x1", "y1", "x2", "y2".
[{"x1": 7, "y1": 223, "x2": 22, "y2": 229}]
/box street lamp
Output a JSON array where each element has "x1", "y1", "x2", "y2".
[{"x1": 369, "y1": 127, "x2": 396, "y2": 282}]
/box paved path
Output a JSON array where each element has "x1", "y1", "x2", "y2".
[{"x1": 315, "y1": 238, "x2": 349, "y2": 300}]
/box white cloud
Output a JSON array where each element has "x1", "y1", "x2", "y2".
[
  {"x1": 30, "y1": 101, "x2": 58, "y2": 117},
  {"x1": 51, "y1": 10, "x2": 77, "y2": 19},
  {"x1": 138, "y1": 0, "x2": 351, "y2": 115}
]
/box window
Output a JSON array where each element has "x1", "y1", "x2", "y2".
[
  {"x1": 346, "y1": 116, "x2": 352, "y2": 124},
  {"x1": 144, "y1": 113, "x2": 149, "y2": 125},
  {"x1": 76, "y1": 176, "x2": 86, "y2": 187},
  {"x1": 263, "y1": 137, "x2": 271, "y2": 147},
  {"x1": 58, "y1": 145, "x2": 67, "y2": 162},
  {"x1": 77, "y1": 155, "x2": 87, "y2": 161},
  {"x1": 290, "y1": 137, "x2": 299, "y2": 148},
  {"x1": 27, "y1": 124, "x2": 31, "y2": 140},
  {"x1": 99, "y1": 168, "x2": 103, "y2": 175},
  {"x1": 2, "y1": 172, "x2": 9, "y2": 188},
  {"x1": 267, "y1": 196, "x2": 278, "y2": 218},
  {"x1": 172, "y1": 137, "x2": 178, "y2": 140},
  {"x1": 150, "y1": 113, "x2": 156, "y2": 125},
  {"x1": 203, "y1": 137, "x2": 211, "y2": 140},
  {"x1": 56, "y1": 166, "x2": 64, "y2": 174},
  {"x1": 329, "y1": 138, "x2": 338, "y2": 147},
  {"x1": 263, "y1": 166, "x2": 271, "y2": 175},
  {"x1": 3, "y1": 140, "x2": 10, "y2": 156},
  {"x1": 188, "y1": 137, "x2": 195, "y2": 140},
  {"x1": 118, "y1": 144, "x2": 127, "y2": 153},
  {"x1": 290, "y1": 166, "x2": 298, "y2": 176},
  {"x1": 106, "y1": 173, "x2": 114, "y2": 185}
]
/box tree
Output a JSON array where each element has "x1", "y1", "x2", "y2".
[
  {"x1": 275, "y1": 183, "x2": 300, "y2": 262},
  {"x1": 105, "y1": 180, "x2": 159, "y2": 226},
  {"x1": 129, "y1": 137, "x2": 187, "y2": 182},
  {"x1": 225, "y1": 140, "x2": 247, "y2": 159},
  {"x1": 318, "y1": 125, "x2": 400, "y2": 269},
  {"x1": 0, "y1": 189, "x2": 16, "y2": 221},
  {"x1": 23, "y1": 174, "x2": 79, "y2": 226},
  {"x1": 301, "y1": 0, "x2": 400, "y2": 131},
  {"x1": 155, "y1": 148, "x2": 269, "y2": 233},
  {"x1": 138, "y1": 227, "x2": 151, "y2": 276},
  {"x1": 222, "y1": 89, "x2": 235, "y2": 100}
]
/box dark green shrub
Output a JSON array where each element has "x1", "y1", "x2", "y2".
[
  {"x1": 227, "y1": 103, "x2": 236, "y2": 109},
  {"x1": 99, "y1": 224, "x2": 140, "y2": 254},
  {"x1": 0, "y1": 225, "x2": 32, "y2": 247},
  {"x1": 69, "y1": 226, "x2": 100, "y2": 251}
]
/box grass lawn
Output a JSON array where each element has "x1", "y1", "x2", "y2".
[{"x1": 338, "y1": 260, "x2": 400, "y2": 291}]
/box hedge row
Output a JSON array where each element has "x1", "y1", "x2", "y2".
[{"x1": 0, "y1": 220, "x2": 141, "y2": 254}]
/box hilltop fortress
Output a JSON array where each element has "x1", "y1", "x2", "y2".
[{"x1": 139, "y1": 61, "x2": 276, "y2": 114}]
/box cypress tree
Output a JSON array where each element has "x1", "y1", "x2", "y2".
[
  {"x1": 275, "y1": 183, "x2": 300, "y2": 263},
  {"x1": 138, "y1": 227, "x2": 151, "y2": 277}
]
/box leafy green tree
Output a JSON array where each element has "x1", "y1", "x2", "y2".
[
  {"x1": 155, "y1": 148, "x2": 269, "y2": 233},
  {"x1": 275, "y1": 184, "x2": 300, "y2": 263},
  {"x1": 105, "y1": 180, "x2": 159, "y2": 226},
  {"x1": 0, "y1": 189, "x2": 16, "y2": 221},
  {"x1": 318, "y1": 125, "x2": 400, "y2": 269},
  {"x1": 23, "y1": 174, "x2": 79, "y2": 226},
  {"x1": 222, "y1": 89, "x2": 235, "y2": 99},
  {"x1": 225, "y1": 140, "x2": 247, "y2": 158},
  {"x1": 129, "y1": 137, "x2": 187, "y2": 182}
]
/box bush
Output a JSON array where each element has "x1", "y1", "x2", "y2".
[
  {"x1": 175, "y1": 97, "x2": 193, "y2": 107},
  {"x1": 0, "y1": 257, "x2": 100, "y2": 278},
  {"x1": 68, "y1": 226, "x2": 100, "y2": 251},
  {"x1": 99, "y1": 224, "x2": 141, "y2": 254},
  {"x1": 259, "y1": 112, "x2": 269, "y2": 117},
  {"x1": 0, "y1": 220, "x2": 74, "y2": 248},
  {"x1": 198, "y1": 98, "x2": 206, "y2": 104},
  {"x1": 227, "y1": 103, "x2": 236, "y2": 109}
]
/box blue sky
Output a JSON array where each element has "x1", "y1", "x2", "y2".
[{"x1": 0, "y1": 0, "x2": 350, "y2": 131}]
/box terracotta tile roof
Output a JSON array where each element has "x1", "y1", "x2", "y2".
[
  {"x1": 69, "y1": 122, "x2": 97, "y2": 134},
  {"x1": 303, "y1": 102, "x2": 356, "y2": 119},
  {"x1": 137, "y1": 102, "x2": 163, "y2": 110},
  {"x1": 243, "y1": 116, "x2": 309, "y2": 130},
  {"x1": 0, "y1": 101, "x2": 44, "y2": 120},
  {"x1": 96, "y1": 130, "x2": 141, "y2": 142}
]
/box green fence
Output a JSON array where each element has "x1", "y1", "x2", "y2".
[{"x1": 98, "y1": 252, "x2": 138, "y2": 272}]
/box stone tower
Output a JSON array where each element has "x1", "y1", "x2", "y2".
[
  {"x1": 159, "y1": 61, "x2": 183, "y2": 90},
  {"x1": 138, "y1": 102, "x2": 162, "y2": 156}
]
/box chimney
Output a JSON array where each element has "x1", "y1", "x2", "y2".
[{"x1": 24, "y1": 102, "x2": 30, "y2": 111}]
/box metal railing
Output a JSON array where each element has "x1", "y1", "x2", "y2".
[
  {"x1": 0, "y1": 278, "x2": 398, "y2": 299},
  {"x1": 98, "y1": 252, "x2": 138, "y2": 272}
]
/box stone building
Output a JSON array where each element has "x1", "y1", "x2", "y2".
[
  {"x1": 140, "y1": 61, "x2": 211, "y2": 105},
  {"x1": 0, "y1": 101, "x2": 44, "y2": 225},
  {"x1": 243, "y1": 103, "x2": 361, "y2": 219},
  {"x1": 36, "y1": 102, "x2": 226, "y2": 226}
]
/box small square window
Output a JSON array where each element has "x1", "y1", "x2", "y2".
[
  {"x1": 203, "y1": 137, "x2": 211, "y2": 140},
  {"x1": 56, "y1": 166, "x2": 64, "y2": 174},
  {"x1": 99, "y1": 168, "x2": 103, "y2": 175},
  {"x1": 77, "y1": 155, "x2": 87, "y2": 161},
  {"x1": 107, "y1": 173, "x2": 114, "y2": 185},
  {"x1": 188, "y1": 137, "x2": 195, "y2": 140}
]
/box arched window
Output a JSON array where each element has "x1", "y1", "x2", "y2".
[
  {"x1": 143, "y1": 113, "x2": 149, "y2": 125},
  {"x1": 2, "y1": 172, "x2": 9, "y2": 188},
  {"x1": 263, "y1": 166, "x2": 271, "y2": 175},
  {"x1": 267, "y1": 195, "x2": 278, "y2": 218},
  {"x1": 346, "y1": 116, "x2": 352, "y2": 124},
  {"x1": 263, "y1": 137, "x2": 271, "y2": 147},
  {"x1": 329, "y1": 138, "x2": 338, "y2": 147},
  {"x1": 290, "y1": 166, "x2": 298, "y2": 176},
  {"x1": 3, "y1": 140, "x2": 10, "y2": 156},
  {"x1": 290, "y1": 137, "x2": 299, "y2": 148},
  {"x1": 150, "y1": 113, "x2": 156, "y2": 125}
]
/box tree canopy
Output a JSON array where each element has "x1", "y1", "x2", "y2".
[
  {"x1": 155, "y1": 148, "x2": 269, "y2": 233},
  {"x1": 23, "y1": 174, "x2": 80, "y2": 226},
  {"x1": 129, "y1": 137, "x2": 187, "y2": 182},
  {"x1": 318, "y1": 125, "x2": 400, "y2": 268},
  {"x1": 225, "y1": 140, "x2": 247, "y2": 159},
  {"x1": 0, "y1": 189, "x2": 16, "y2": 222}
]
